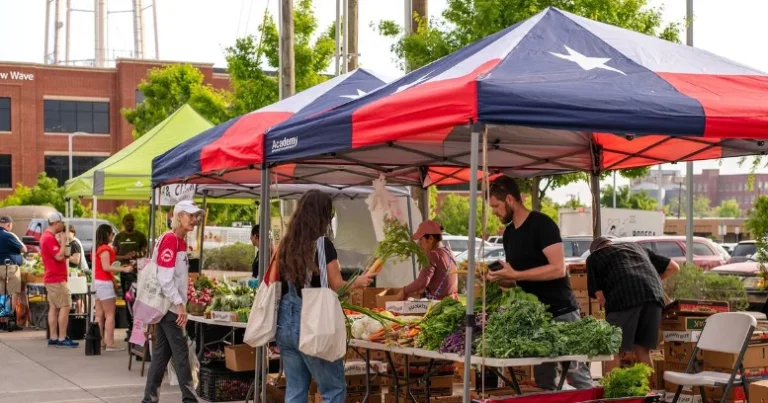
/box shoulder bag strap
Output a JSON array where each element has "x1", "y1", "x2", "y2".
[{"x1": 316, "y1": 237, "x2": 329, "y2": 289}]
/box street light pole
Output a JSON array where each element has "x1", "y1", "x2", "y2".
[
  {"x1": 685, "y1": 0, "x2": 694, "y2": 265},
  {"x1": 67, "y1": 132, "x2": 87, "y2": 219}
]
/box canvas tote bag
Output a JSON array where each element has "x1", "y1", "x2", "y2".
[
  {"x1": 133, "y1": 232, "x2": 174, "y2": 325},
  {"x1": 298, "y1": 237, "x2": 347, "y2": 362},
  {"x1": 244, "y1": 248, "x2": 281, "y2": 347}
]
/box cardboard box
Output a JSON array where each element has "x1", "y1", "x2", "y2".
[
  {"x1": 385, "y1": 300, "x2": 438, "y2": 315},
  {"x1": 664, "y1": 342, "x2": 703, "y2": 365},
  {"x1": 211, "y1": 311, "x2": 238, "y2": 322},
  {"x1": 344, "y1": 360, "x2": 388, "y2": 376},
  {"x1": 224, "y1": 344, "x2": 256, "y2": 372},
  {"x1": 661, "y1": 316, "x2": 708, "y2": 332},
  {"x1": 704, "y1": 344, "x2": 768, "y2": 370},
  {"x1": 363, "y1": 288, "x2": 388, "y2": 309},
  {"x1": 389, "y1": 352, "x2": 433, "y2": 367},
  {"x1": 663, "y1": 392, "x2": 702, "y2": 403},
  {"x1": 576, "y1": 297, "x2": 600, "y2": 316},
  {"x1": 652, "y1": 358, "x2": 666, "y2": 391},
  {"x1": 704, "y1": 365, "x2": 768, "y2": 379},
  {"x1": 396, "y1": 375, "x2": 453, "y2": 398},
  {"x1": 570, "y1": 273, "x2": 588, "y2": 290},
  {"x1": 346, "y1": 346, "x2": 387, "y2": 361},
  {"x1": 663, "y1": 331, "x2": 702, "y2": 343},
  {"x1": 704, "y1": 385, "x2": 745, "y2": 403},
  {"x1": 749, "y1": 379, "x2": 768, "y2": 403},
  {"x1": 503, "y1": 366, "x2": 534, "y2": 386},
  {"x1": 315, "y1": 393, "x2": 382, "y2": 403},
  {"x1": 573, "y1": 289, "x2": 589, "y2": 299},
  {"x1": 376, "y1": 289, "x2": 402, "y2": 309}
]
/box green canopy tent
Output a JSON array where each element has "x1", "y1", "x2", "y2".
[{"x1": 65, "y1": 104, "x2": 213, "y2": 200}]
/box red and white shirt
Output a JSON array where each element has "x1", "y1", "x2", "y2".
[{"x1": 155, "y1": 231, "x2": 189, "y2": 306}]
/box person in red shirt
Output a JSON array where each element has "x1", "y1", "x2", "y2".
[
  {"x1": 394, "y1": 220, "x2": 458, "y2": 301},
  {"x1": 93, "y1": 224, "x2": 132, "y2": 351},
  {"x1": 40, "y1": 213, "x2": 77, "y2": 348}
]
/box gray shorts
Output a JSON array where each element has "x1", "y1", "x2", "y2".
[{"x1": 606, "y1": 302, "x2": 662, "y2": 352}]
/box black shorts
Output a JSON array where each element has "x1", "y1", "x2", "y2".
[{"x1": 606, "y1": 302, "x2": 662, "y2": 352}]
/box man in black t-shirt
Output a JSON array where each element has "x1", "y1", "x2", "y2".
[
  {"x1": 112, "y1": 214, "x2": 147, "y2": 341},
  {"x1": 487, "y1": 176, "x2": 593, "y2": 390}
]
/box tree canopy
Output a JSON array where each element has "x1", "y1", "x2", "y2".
[
  {"x1": 436, "y1": 193, "x2": 504, "y2": 237},
  {"x1": 599, "y1": 185, "x2": 658, "y2": 211},
  {"x1": 0, "y1": 173, "x2": 84, "y2": 216},
  {"x1": 713, "y1": 199, "x2": 741, "y2": 218}
]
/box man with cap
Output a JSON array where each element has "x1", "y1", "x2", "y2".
[
  {"x1": 487, "y1": 175, "x2": 593, "y2": 390},
  {"x1": 393, "y1": 220, "x2": 458, "y2": 301},
  {"x1": 112, "y1": 213, "x2": 147, "y2": 341},
  {"x1": 587, "y1": 236, "x2": 679, "y2": 371},
  {"x1": 0, "y1": 216, "x2": 25, "y2": 331},
  {"x1": 40, "y1": 212, "x2": 78, "y2": 348}
]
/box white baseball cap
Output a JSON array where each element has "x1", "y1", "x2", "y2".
[
  {"x1": 173, "y1": 200, "x2": 203, "y2": 216},
  {"x1": 48, "y1": 212, "x2": 66, "y2": 224}
]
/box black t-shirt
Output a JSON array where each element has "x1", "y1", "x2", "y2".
[
  {"x1": 503, "y1": 211, "x2": 578, "y2": 317},
  {"x1": 69, "y1": 241, "x2": 82, "y2": 269},
  {"x1": 281, "y1": 237, "x2": 338, "y2": 296}
]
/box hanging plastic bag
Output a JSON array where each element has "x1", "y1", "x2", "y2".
[
  {"x1": 298, "y1": 237, "x2": 347, "y2": 362},
  {"x1": 366, "y1": 175, "x2": 406, "y2": 241}
]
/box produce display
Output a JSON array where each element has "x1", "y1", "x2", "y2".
[
  {"x1": 208, "y1": 281, "x2": 256, "y2": 314},
  {"x1": 188, "y1": 276, "x2": 215, "y2": 314},
  {"x1": 346, "y1": 283, "x2": 622, "y2": 359},
  {"x1": 600, "y1": 363, "x2": 653, "y2": 398},
  {"x1": 368, "y1": 217, "x2": 428, "y2": 275}
]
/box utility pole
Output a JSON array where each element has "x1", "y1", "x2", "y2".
[
  {"x1": 279, "y1": 0, "x2": 295, "y2": 99},
  {"x1": 411, "y1": 0, "x2": 428, "y2": 32},
  {"x1": 685, "y1": 0, "x2": 694, "y2": 265},
  {"x1": 346, "y1": 0, "x2": 359, "y2": 71}
]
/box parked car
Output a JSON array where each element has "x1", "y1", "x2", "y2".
[
  {"x1": 711, "y1": 256, "x2": 764, "y2": 311},
  {"x1": 615, "y1": 236, "x2": 727, "y2": 270},
  {"x1": 721, "y1": 243, "x2": 738, "y2": 255},
  {"x1": 712, "y1": 242, "x2": 732, "y2": 263},
  {"x1": 455, "y1": 246, "x2": 506, "y2": 265},
  {"x1": 487, "y1": 236, "x2": 503, "y2": 245},
  {"x1": 576, "y1": 236, "x2": 727, "y2": 271},
  {"x1": 23, "y1": 217, "x2": 118, "y2": 265},
  {"x1": 730, "y1": 240, "x2": 757, "y2": 264},
  {"x1": 442, "y1": 235, "x2": 492, "y2": 257}
]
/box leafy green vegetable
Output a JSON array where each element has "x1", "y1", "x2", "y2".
[
  {"x1": 417, "y1": 298, "x2": 465, "y2": 350},
  {"x1": 374, "y1": 217, "x2": 429, "y2": 268},
  {"x1": 601, "y1": 363, "x2": 653, "y2": 398},
  {"x1": 194, "y1": 275, "x2": 215, "y2": 291},
  {"x1": 554, "y1": 316, "x2": 623, "y2": 357},
  {"x1": 664, "y1": 264, "x2": 748, "y2": 311}
]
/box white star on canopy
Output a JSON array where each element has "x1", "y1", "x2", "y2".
[
  {"x1": 340, "y1": 89, "x2": 367, "y2": 100},
  {"x1": 549, "y1": 46, "x2": 626, "y2": 76},
  {"x1": 395, "y1": 71, "x2": 433, "y2": 93}
]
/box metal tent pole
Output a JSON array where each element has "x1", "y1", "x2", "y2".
[
  {"x1": 462, "y1": 124, "x2": 481, "y2": 403},
  {"x1": 149, "y1": 187, "x2": 157, "y2": 249},
  {"x1": 406, "y1": 187, "x2": 417, "y2": 280},
  {"x1": 254, "y1": 164, "x2": 271, "y2": 403},
  {"x1": 198, "y1": 191, "x2": 208, "y2": 270},
  {"x1": 685, "y1": 0, "x2": 694, "y2": 265},
  {"x1": 591, "y1": 173, "x2": 602, "y2": 237},
  {"x1": 90, "y1": 196, "x2": 97, "y2": 324}
]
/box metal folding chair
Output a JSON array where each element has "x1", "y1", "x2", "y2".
[{"x1": 664, "y1": 312, "x2": 756, "y2": 403}]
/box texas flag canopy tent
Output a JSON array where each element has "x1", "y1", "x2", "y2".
[
  {"x1": 152, "y1": 68, "x2": 391, "y2": 185},
  {"x1": 257, "y1": 7, "x2": 768, "y2": 187}
]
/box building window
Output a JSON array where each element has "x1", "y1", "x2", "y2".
[
  {"x1": 44, "y1": 155, "x2": 107, "y2": 186},
  {"x1": 44, "y1": 100, "x2": 109, "y2": 134},
  {"x1": 0, "y1": 97, "x2": 10, "y2": 131},
  {"x1": 0, "y1": 154, "x2": 10, "y2": 188},
  {"x1": 135, "y1": 89, "x2": 146, "y2": 106}
]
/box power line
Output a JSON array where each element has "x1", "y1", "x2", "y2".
[
  {"x1": 244, "y1": 0, "x2": 255, "y2": 35},
  {"x1": 235, "y1": 0, "x2": 246, "y2": 38}
]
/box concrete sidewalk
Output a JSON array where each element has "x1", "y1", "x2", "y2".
[{"x1": 0, "y1": 329, "x2": 192, "y2": 403}]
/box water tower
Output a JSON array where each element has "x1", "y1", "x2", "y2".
[{"x1": 43, "y1": 0, "x2": 160, "y2": 67}]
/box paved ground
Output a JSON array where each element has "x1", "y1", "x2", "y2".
[{"x1": 0, "y1": 328, "x2": 194, "y2": 403}]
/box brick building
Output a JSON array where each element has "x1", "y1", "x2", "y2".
[
  {"x1": 0, "y1": 59, "x2": 229, "y2": 198},
  {"x1": 693, "y1": 169, "x2": 767, "y2": 213}
]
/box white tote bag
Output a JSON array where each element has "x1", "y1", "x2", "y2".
[
  {"x1": 133, "y1": 232, "x2": 173, "y2": 325},
  {"x1": 298, "y1": 237, "x2": 347, "y2": 362},
  {"x1": 244, "y1": 252, "x2": 281, "y2": 347}
]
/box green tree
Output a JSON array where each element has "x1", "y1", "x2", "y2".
[
  {"x1": 562, "y1": 196, "x2": 585, "y2": 209},
  {"x1": 436, "y1": 193, "x2": 504, "y2": 237},
  {"x1": 376, "y1": 0, "x2": 676, "y2": 206},
  {"x1": 121, "y1": 64, "x2": 230, "y2": 138},
  {"x1": 599, "y1": 185, "x2": 658, "y2": 211},
  {"x1": 746, "y1": 196, "x2": 768, "y2": 284},
  {"x1": 523, "y1": 195, "x2": 560, "y2": 223},
  {"x1": 226, "y1": 0, "x2": 335, "y2": 115},
  {"x1": 665, "y1": 192, "x2": 687, "y2": 217},
  {"x1": 693, "y1": 195, "x2": 712, "y2": 218},
  {"x1": 0, "y1": 173, "x2": 84, "y2": 216},
  {"x1": 713, "y1": 199, "x2": 741, "y2": 218}
]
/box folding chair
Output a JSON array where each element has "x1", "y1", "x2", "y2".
[{"x1": 664, "y1": 312, "x2": 756, "y2": 403}]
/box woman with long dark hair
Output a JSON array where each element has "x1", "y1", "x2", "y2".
[
  {"x1": 93, "y1": 224, "x2": 131, "y2": 351},
  {"x1": 274, "y1": 190, "x2": 373, "y2": 402}
]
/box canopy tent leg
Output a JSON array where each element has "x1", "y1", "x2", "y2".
[
  {"x1": 462, "y1": 123, "x2": 482, "y2": 403},
  {"x1": 421, "y1": 184, "x2": 430, "y2": 221},
  {"x1": 149, "y1": 187, "x2": 157, "y2": 250},
  {"x1": 591, "y1": 173, "x2": 602, "y2": 237},
  {"x1": 255, "y1": 164, "x2": 271, "y2": 403},
  {"x1": 90, "y1": 196, "x2": 98, "y2": 325},
  {"x1": 199, "y1": 191, "x2": 208, "y2": 271},
  {"x1": 406, "y1": 187, "x2": 417, "y2": 280}
]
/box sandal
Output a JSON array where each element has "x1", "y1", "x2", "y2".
[{"x1": 105, "y1": 345, "x2": 125, "y2": 352}]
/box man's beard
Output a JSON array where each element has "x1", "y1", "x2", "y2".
[{"x1": 502, "y1": 204, "x2": 514, "y2": 224}]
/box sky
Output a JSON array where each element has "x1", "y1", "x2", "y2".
[{"x1": 0, "y1": 0, "x2": 766, "y2": 203}]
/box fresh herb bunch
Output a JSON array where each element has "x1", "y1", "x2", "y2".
[
  {"x1": 439, "y1": 312, "x2": 485, "y2": 355},
  {"x1": 417, "y1": 298, "x2": 465, "y2": 350},
  {"x1": 554, "y1": 316, "x2": 623, "y2": 357},
  {"x1": 479, "y1": 299, "x2": 558, "y2": 358},
  {"x1": 475, "y1": 284, "x2": 540, "y2": 313},
  {"x1": 601, "y1": 363, "x2": 653, "y2": 398},
  {"x1": 374, "y1": 217, "x2": 429, "y2": 268}
]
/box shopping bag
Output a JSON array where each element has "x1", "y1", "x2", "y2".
[
  {"x1": 133, "y1": 233, "x2": 172, "y2": 325},
  {"x1": 244, "y1": 250, "x2": 281, "y2": 347},
  {"x1": 298, "y1": 237, "x2": 347, "y2": 362}
]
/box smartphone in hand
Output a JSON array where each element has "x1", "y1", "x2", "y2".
[{"x1": 488, "y1": 260, "x2": 505, "y2": 272}]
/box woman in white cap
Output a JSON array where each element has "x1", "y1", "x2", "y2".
[
  {"x1": 394, "y1": 220, "x2": 458, "y2": 301},
  {"x1": 142, "y1": 200, "x2": 202, "y2": 403}
]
